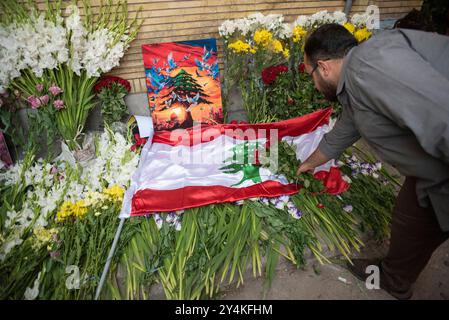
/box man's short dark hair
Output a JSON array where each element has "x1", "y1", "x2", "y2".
[{"x1": 304, "y1": 23, "x2": 358, "y2": 67}]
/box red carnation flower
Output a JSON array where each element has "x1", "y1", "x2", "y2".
[
  {"x1": 94, "y1": 76, "x2": 131, "y2": 94},
  {"x1": 298, "y1": 63, "x2": 306, "y2": 73},
  {"x1": 261, "y1": 64, "x2": 288, "y2": 86}
]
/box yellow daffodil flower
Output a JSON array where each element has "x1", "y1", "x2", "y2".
[
  {"x1": 254, "y1": 29, "x2": 273, "y2": 47},
  {"x1": 292, "y1": 26, "x2": 307, "y2": 43},
  {"x1": 343, "y1": 22, "x2": 356, "y2": 34},
  {"x1": 354, "y1": 27, "x2": 372, "y2": 42}
]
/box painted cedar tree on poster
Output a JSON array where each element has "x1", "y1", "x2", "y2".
[{"x1": 142, "y1": 38, "x2": 223, "y2": 131}]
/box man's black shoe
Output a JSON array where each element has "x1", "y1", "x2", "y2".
[{"x1": 346, "y1": 258, "x2": 413, "y2": 300}]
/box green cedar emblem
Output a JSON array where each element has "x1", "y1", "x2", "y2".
[{"x1": 219, "y1": 140, "x2": 263, "y2": 186}]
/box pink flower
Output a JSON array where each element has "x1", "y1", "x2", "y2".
[
  {"x1": 53, "y1": 99, "x2": 64, "y2": 110},
  {"x1": 50, "y1": 166, "x2": 58, "y2": 174},
  {"x1": 39, "y1": 95, "x2": 49, "y2": 105},
  {"x1": 49, "y1": 84, "x2": 63, "y2": 96},
  {"x1": 36, "y1": 83, "x2": 44, "y2": 92},
  {"x1": 27, "y1": 95, "x2": 42, "y2": 109}
]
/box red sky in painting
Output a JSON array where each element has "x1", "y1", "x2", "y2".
[{"x1": 142, "y1": 42, "x2": 217, "y2": 69}]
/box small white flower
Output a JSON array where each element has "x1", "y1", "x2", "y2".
[
  {"x1": 375, "y1": 162, "x2": 382, "y2": 170},
  {"x1": 153, "y1": 214, "x2": 163, "y2": 229},
  {"x1": 278, "y1": 195, "x2": 290, "y2": 204},
  {"x1": 166, "y1": 212, "x2": 176, "y2": 223},
  {"x1": 274, "y1": 201, "x2": 285, "y2": 210},
  {"x1": 343, "y1": 205, "x2": 353, "y2": 213}
]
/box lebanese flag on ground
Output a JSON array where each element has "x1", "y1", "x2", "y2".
[{"x1": 120, "y1": 108, "x2": 349, "y2": 218}]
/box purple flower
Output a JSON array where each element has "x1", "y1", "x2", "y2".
[
  {"x1": 49, "y1": 84, "x2": 63, "y2": 96},
  {"x1": 50, "y1": 251, "x2": 60, "y2": 259},
  {"x1": 53, "y1": 99, "x2": 64, "y2": 110},
  {"x1": 39, "y1": 95, "x2": 49, "y2": 105},
  {"x1": 349, "y1": 163, "x2": 359, "y2": 170},
  {"x1": 343, "y1": 204, "x2": 353, "y2": 213},
  {"x1": 50, "y1": 166, "x2": 58, "y2": 175},
  {"x1": 27, "y1": 95, "x2": 41, "y2": 109},
  {"x1": 36, "y1": 83, "x2": 44, "y2": 92},
  {"x1": 166, "y1": 212, "x2": 177, "y2": 223},
  {"x1": 289, "y1": 207, "x2": 302, "y2": 219}
]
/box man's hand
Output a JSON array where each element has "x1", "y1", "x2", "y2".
[
  {"x1": 296, "y1": 148, "x2": 331, "y2": 176},
  {"x1": 296, "y1": 161, "x2": 315, "y2": 175}
]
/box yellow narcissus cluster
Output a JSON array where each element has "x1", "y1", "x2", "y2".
[
  {"x1": 254, "y1": 29, "x2": 289, "y2": 57},
  {"x1": 343, "y1": 22, "x2": 356, "y2": 34},
  {"x1": 103, "y1": 184, "x2": 125, "y2": 202},
  {"x1": 292, "y1": 26, "x2": 307, "y2": 43},
  {"x1": 253, "y1": 29, "x2": 273, "y2": 46},
  {"x1": 228, "y1": 40, "x2": 257, "y2": 54},
  {"x1": 33, "y1": 227, "x2": 58, "y2": 250},
  {"x1": 57, "y1": 200, "x2": 88, "y2": 222},
  {"x1": 56, "y1": 185, "x2": 125, "y2": 222},
  {"x1": 353, "y1": 27, "x2": 372, "y2": 42},
  {"x1": 271, "y1": 39, "x2": 289, "y2": 58},
  {"x1": 343, "y1": 22, "x2": 372, "y2": 43}
]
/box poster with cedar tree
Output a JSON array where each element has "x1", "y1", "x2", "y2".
[{"x1": 142, "y1": 39, "x2": 223, "y2": 131}]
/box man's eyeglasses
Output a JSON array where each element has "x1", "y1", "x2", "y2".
[
  {"x1": 308, "y1": 59, "x2": 330, "y2": 76},
  {"x1": 310, "y1": 64, "x2": 319, "y2": 76}
]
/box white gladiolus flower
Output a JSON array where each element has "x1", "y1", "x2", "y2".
[
  {"x1": 24, "y1": 272, "x2": 41, "y2": 300},
  {"x1": 0, "y1": 131, "x2": 139, "y2": 261},
  {"x1": 0, "y1": 3, "x2": 130, "y2": 88},
  {"x1": 0, "y1": 233, "x2": 23, "y2": 261}
]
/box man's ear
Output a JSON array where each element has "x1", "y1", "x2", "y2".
[{"x1": 317, "y1": 60, "x2": 330, "y2": 77}]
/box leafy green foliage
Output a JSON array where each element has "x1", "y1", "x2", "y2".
[{"x1": 97, "y1": 82, "x2": 130, "y2": 126}]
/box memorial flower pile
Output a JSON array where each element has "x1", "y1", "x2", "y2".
[{"x1": 0, "y1": 0, "x2": 141, "y2": 150}]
